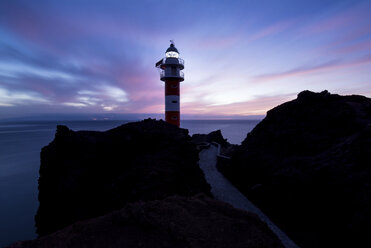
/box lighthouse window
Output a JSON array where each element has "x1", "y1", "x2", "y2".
[
  {"x1": 171, "y1": 116, "x2": 178, "y2": 120},
  {"x1": 172, "y1": 100, "x2": 178, "y2": 103},
  {"x1": 171, "y1": 84, "x2": 178, "y2": 88},
  {"x1": 166, "y1": 51, "x2": 179, "y2": 58}
]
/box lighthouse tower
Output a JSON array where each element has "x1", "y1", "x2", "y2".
[{"x1": 155, "y1": 41, "x2": 184, "y2": 127}]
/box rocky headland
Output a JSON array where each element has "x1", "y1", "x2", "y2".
[
  {"x1": 35, "y1": 119, "x2": 212, "y2": 237},
  {"x1": 8, "y1": 119, "x2": 283, "y2": 247},
  {"x1": 218, "y1": 90, "x2": 371, "y2": 247},
  {"x1": 10, "y1": 90, "x2": 370, "y2": 248}
]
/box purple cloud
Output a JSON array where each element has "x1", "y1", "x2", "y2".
[{"x1": 0, "y1": 0, "x2": 370, "y2": 119}]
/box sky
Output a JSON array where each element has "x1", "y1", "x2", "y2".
[{"x1": 0, "y1": 0, "x2": 370, "y2": 120}]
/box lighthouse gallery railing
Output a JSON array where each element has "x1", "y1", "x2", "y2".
[
  {"x1": 159, "y1": 57, "x2": 184, "y2": 66},
  {"x1": 160, "y1": 70, "x2": 184, "y2": 79}
]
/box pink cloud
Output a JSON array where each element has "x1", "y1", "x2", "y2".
[
  {"x1": 332, "y1": 40, "x2": 371, "y2": 55},
  {"x1": 255, "y1": 55, "x2": 371, "y2": 82},
  {"x1": 309, "y1": 24, "x2": 371, "y2": 57},
  {"x1": 339, "y1": 81, "x2": 371, "y2": 97},
  {"x1": 181, "y1": 93, "x2": 296, "y2": 116},
  {"x1": 331, "y1": 25, "x2": 371, "y2": 48},
  {"x1": 248, "y1": 20, "x2": 294, "y2": 41},
  {"x1": 135, "y1": 104, "x2": 163, "y2": 114},
  {"x1": 301, "y1": 1, "x2": 371, "y2": 36}
]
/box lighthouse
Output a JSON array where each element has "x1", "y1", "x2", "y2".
[{"x1": 155, "y1": 41, "x2": 184, "y2": 127}]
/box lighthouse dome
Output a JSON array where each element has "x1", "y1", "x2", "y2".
[
  {"x1": 165, "y1": 43, "x2": 179, "y2": 58},
  {"x1": 166, "y1": 43, "x2": 179, "y2": 53}
]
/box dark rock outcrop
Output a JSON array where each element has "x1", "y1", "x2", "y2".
[
  {"x1": 192, "y1": 130, "x2": 237, "y2": 157},
  {"x1": 35, "y1": 119, "x2": 211, "y2": 236},
  {"x1": 220, "y1": 90, "x2": 371, "y2": 247},
  {"x1": 9, "y1": 195, "x2": 284, "y2": 248},
  {"x1": 191, "y1": 130, "x2": 229, "y2": 147}
]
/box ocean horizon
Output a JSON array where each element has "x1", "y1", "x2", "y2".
[{"x1": 0, "y1": 119, "x2": 260, "y2": 246}]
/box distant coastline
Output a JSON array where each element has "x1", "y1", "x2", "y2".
[{"x1": 0, "y1": 113, "x2": 265, "y2": 122}]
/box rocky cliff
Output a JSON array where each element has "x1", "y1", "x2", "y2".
[
  {"x1": 7, "y1": 119, "x2": 285, "y2": 247},
  {"x1": 10, "y1": 195, "x2": 283, "y2": 248},
  {"x1": 219, "y1": 90, "x2": 371, "y2": 247},
  {"x1": 35, "y1": 119, "x2": 211, "y2": 236}
]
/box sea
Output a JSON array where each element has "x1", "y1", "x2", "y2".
[{"x1": 0, "y1": 119, "x2": 260, "y2": 246}]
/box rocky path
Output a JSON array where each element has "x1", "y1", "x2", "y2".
[{"x1": 198, "y1": 144, "x2": 299, "y2": 248}]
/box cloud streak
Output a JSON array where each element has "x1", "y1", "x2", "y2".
[
  {"x1": 0, "y1": 0, "x2": 370, "y2": 119},
  {"x1": 255, "y1": 55, "x2": 371, "y2": 82}
]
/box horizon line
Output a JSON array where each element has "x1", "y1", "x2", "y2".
[{"x1": 0, "y1": 113, "x2": 265, "y2": 122}]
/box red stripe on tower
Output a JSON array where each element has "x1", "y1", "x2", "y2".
[{"x1": 155, "y1": 41, "x2": 184, "y2": 127}]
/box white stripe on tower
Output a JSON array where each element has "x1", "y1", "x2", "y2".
[{"x1": 165, "y1": 95, "x2": 180, "y2": 111}]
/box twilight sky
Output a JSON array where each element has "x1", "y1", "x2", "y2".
[{"x1": 0, "y1": 0, "x2": 370, "y2": 119}]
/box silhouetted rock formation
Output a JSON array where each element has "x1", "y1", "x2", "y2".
[
  {"x1": 35, "y1": 119, "x2": 211, "y2": 236},
  {"x1": 219, "y1": 90, "x2": 371, "y2": 247},
  {"x1": 191, "y1": 130, "x2": 229, "y2": 147},
  {"x1": 9, "y1": 195, "x2": 283, "y2": 248}
]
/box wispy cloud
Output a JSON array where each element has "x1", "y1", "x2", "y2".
[
  {"x1": 302, "y1": 1, "x2": 371, "y2": 35},
  {"x1": 0, "y1": 87, "x2": 50, "y2": 106},
  {"x1": 182, "y1": 93, "x2": 296, "y2": 116},
  {"x1": 0, "y1": 0, "x2": 370, "y2": 119},
  {"x1": 255, "y1": 55, "x2": 371, "y2": 82},
  {"x1": 248, "y1": 20, "x2": 294, "y2": 42}
]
